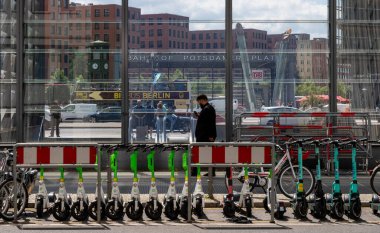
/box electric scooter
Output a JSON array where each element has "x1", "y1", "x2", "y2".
[
  {"x1": 71, "y1": 166, "x2": 89, "y2": 221},
  {"x1": 89, "y1": 154, "x2": 107, "y2": 221},
  {"x1": 144, "y1": 145, "x2": 163, "y2": 220},
  {"x1": 290, "y1": 138, "x2": 313, "y2": 219},
  {"x1": 52, "y1": 167, "x2": 72, "y2": 221},
  {"x1": 263, "y1": 169, "x2": 286, "y2": 219},
  {"x1": 35, "y1": 167, "x2": 56, "y2": 218},
  {"x1": 307, "y1": 138, "x2": 330, "y2": 219},
  {"x1": 105, "y1": 148, "x2": 124, "y2": 221},
  {"x1": 238, "y1": 166, "x2": 254, "y2": 217},
  {"x1": 192, "y1": 165, "x2": 205, "y2": 218},
  {"x1": 325, "y1": 139, "x2": 346, "y2": 219},
  {"x1": 163, "y1": 145, "x2": 181, "y2": 220},
  {"x1": 343, "y1": 138, "x2": 367, "y2": 220},
  {"x1": 177, "y1": 149, "x2": 191, "y2": 219},
  {"x1": 125, "y1": 146, "x2": 144, "y2": 221}
]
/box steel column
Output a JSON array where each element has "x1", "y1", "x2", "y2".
[
  {"x1": 225, "y1": 0, "x2": 233, "y2": 142},
  {"x1": 122, "y1": 0, "x2": 130, "y2": 144},
  {"x1": 329, "y1": 0, "x2": 338, "y2": 113},
  {"x1": 16, "y1": 0, "x2": 24, "y2": 142}
]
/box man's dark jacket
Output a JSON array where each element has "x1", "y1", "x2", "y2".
[{"x1": 195, "y1": 103, "x2": 217, "y2": 142}]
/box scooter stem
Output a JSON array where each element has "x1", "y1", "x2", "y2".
[
  {"x1": 111, "y1": 150, "x2": 119, "y2": 181},
  {"x1": 182, "y1": 150, "x2": 188, "y2": 182},
  {"x1": 168, "y1": 150, "x2": 175, "y2": 182}
]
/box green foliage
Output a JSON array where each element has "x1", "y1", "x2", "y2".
[
  {"x1": 46, "y1": 69, "x2": 71, "y2": 105},
  {"x1": 296, "y1": 81, "x2": 328, "y2": 107}
]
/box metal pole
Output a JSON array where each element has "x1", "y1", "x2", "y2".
[
  {"x1": 270, "y1": 144, "x2": 275, "y2": 223},
  {"x1": 207, "y1": 168, "x2": 214, "y2": 198},
  {"x1": 122, "y1": 0, "x2": 130, "y2": 144},
  {"x1": 13, "y1": 145, "x2": 17, "y2": 223},
  {"x1": 187, "y1": 145, "x2": 192, "y2": 223},
  {"x1": 16, "y1": 0, "x2": 24, "y2": 142},
  {"x1": 97, "y1": 146, "x2": 102, "y2": 223},
  {"x1": 329, "y1": 0, "x2": 338, "y2": 113},
  {"x1": 225, "y1": 0, "x2": 233, "y2": 142}
]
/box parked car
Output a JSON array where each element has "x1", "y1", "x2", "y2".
[
  {"x1": 60, "y1": 103, "x2": 97, "y2": 121},
  {"x1": 260, "y1": 106, "x2": 306, "y2": 125},
  {"x1": 87, "y1": 106, "x2": 121, "y2": 122}
]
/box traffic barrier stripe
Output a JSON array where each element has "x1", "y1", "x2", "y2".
[
  {"x1": 191, "y1": 146, "x2": 271, "y2": 164},
  {"x1": 16, "y1": 146, "x2": 97, "y2": 165}
]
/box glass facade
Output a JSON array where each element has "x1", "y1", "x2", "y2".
[{"x1": 0, "y1": 0, "x2": 379, "y2": 144}]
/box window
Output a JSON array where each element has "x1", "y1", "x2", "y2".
[
  {"x1": 149, "y1": 29, "x2": 154, "y2": 37},
  {"x1": 76, "y1": 10, "x2": 81, "y2": 18},
  {"x1": 173, "y1": 30, "x2": 176, "y2": 38},
  {"x1": 192, "y1": 43, "x2": 196, "y2": 49},
  {"x1": 64, "y1": 55, "x2": 68, "y2": 63},
  {"x1": 169, "y1": 41, "x2": 172, "y2": 48},
  {"x1": 149, "y1": 41, "x2": 154, "y2": 48},
  {"x1": 57, "y1": 26, "x2": 61, "y2": 35},
  {"x1": 158, "y1": 40, "x2": 163, "y2": 48},
  {"x1": 169, "y1": 29, "x2": 172, "y2": 37},
  {"x1": 94, "y1": 23, "x2": 100, "y2": 30},
  {"x1": 104, "y1": 9, "x2": 110, "y2": 17},
  {"x1": 140, "y1": 42, "x2": 145, "y2": 48},
  {"x1": 50, "y1": 54, "x2": 55, "y2": 62},
  {"x1": 206, "y1": 43, "x2": 211, "y2": 49},
  {"x1": 141, "y1": 30, "x2": 145, "y2": 37},
  {"x1": 95, "y1": 9, "x2": 100, "y2": 17},
  {"x1": 132, "y1": 36, "x2": 135, "y2": 43},
  {"x1": 104, "y1": 34, "x2": 109, "y2": 42},
  {"x1": 192, "y1": 34, "x2": 196, "y2": 40},
  {"x1": 199, "y1": 43, "x2": 203, "y2": 49},
  {"x1": 157, "y1": 29, "x2": 162, "y2": 37},
  {"x1": 182, "y1": 31, "x2": 184, "y2": 38},
  {"x1": 132, "y1": 24, "x2": 135, "y2": 31},
  {"x1": 51, "y1": 40, "x2": 55, "y2": 48},
  {"x1": 76, "y1": 23, "x2": 81, "y2": 30},
  {"x1": 64, "y1": 27, "x2": 68, "y2": 35},
  {"x1": 213, "y1": 43, "x2": 218, "y2": 48},
  {"x1": 206, "y1": 33, "x2": 211, "y2": 40},
  {"x1": 85, "y1": 23, "x2": 91, "y2": 30},
  {"x1": 214, "y1": 33, "x2": 218, "y2": 40},
  {"x1": 149, "y1": 18, "x2": 154, "y2": 25},
  {"x1": 50, "y1": 25, "x2": 55, "y2": 34},
  {"x1": 116, "y1": 34, "x2": 121, "y2": 42},
  {"x1": 116, "y1": 24, "x2": 120, "y2": 30},
  {"x1": 116, "y1": 8, "x2": 121, "y2": 17},
  {"x1": 158, "y1": 18, "x2": 162, "y2": 25},
  {"x1": 177, "y1": 31, "x2": 180, "y2": 38},
  {"x1": 86, "y1": 9, "x2": 90, "y2": 17},
  {"x1": 94, "y1": 34, "x2": 100, "y2": 41},
  {"x1": 104, "y1": 23, "x2": 109, "y2": 30},
  {"x1": 199, "y1": 34, "x2": 203, "y2": 40}
]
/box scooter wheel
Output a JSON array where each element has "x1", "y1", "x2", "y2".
[
  {"x1": 71, "y1": 201, "x2": 89, "y2": 221},
  {"x1": 164, "y1": 200, "x2": 179, "y2": 220},
  {"x1": 36, "y1": 198, "x2": 44, "y2": 218},
  {"x1": 331, "y1": 200, "x2": 344, "y2": 219},
  {"x1": 263, "y1": 196, "x2": 270, "y2": 213},
  {"x1": 222, "y1": 200, "x2": 235, "y2": 218},
  {"x1": 125, "y1": 201, "x2": 143, "y2": 221},
  {"x1": 245, "y1": 198, "x2": 253, "y2": 217},
  {"x1": 145, "y1": 201, "x2": 163, "y2": 220},
  {"x1": 52, "y1": 201, "x2": 71, "y2": 221},
  {"x1": 194, "y1": 198, "x2": 203, "y2": 218},
  {"x1": 312, "y1": 199, "x2": 327, "y2": 219},
  {"x1": 349, "y1": 199, "x2": 362, "y2": 220},
  {"x1": 179, "y1": 200, "x2": 190, "y2": 219},
  {"x1": 105, "y1": 200, "x2": 124, "y2": 221},
  {"x1": 294, "y1": 201, "x2": 308, "y2": 219},
  {"x1": 89, "y1": 201, "x2": 106, "y2": 221}
]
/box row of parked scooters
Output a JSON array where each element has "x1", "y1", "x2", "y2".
[
  {"x1": 34, "y1": 144, "x2": 207, "y2": 221},
  {"x1": 33, "y1": 139, "x2": 380, "y2": 222}
]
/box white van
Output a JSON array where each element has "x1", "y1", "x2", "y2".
[
  {"x1": 60, "y1": 104, "x2": 97, "y2": 121},
  {"x1": 209, "y1": 98, "x2": 238, "y2": 112}
]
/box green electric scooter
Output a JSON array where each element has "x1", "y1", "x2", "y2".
[
  {"x1": 163, "y1": 145, "x2": 182, "y2": 220},
  {"x1": 307, "y1": 138, "x2": 330, "y2": 219},
  {"x1": 105, "y1": 148, "x2": 124, "y2": 221},
  {"x1": 144, "y1": 144, "x2": 163, "y2": 220},
  {"x1": 125, "y1": 146, "x2": 144, "y2": 220},
  {"x1": 177, "y1": 149, "x2": 191, "y2": 219},
  {"x1": 343, "y1": 138, "x2": 367, "y2": 220},
  {"x1": 290, "y1": 138, "x2": 313, "y2": 219},
  {"x1": 325, "y1": 139, "x2": 346, "y2": 219}
]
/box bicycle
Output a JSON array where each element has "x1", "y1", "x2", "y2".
[
  {"x1": 225, "y1": 137, "x2": 316, "y2": 199},
  {"x1": 370, "y1": 160, "x2": 380, "y2": 197},
  {"x1": 0, "y1": 149, "x2": 38, "y2": 221}
]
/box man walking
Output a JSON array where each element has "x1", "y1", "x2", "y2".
[
  {"x1": 193, "y1": 94, "x2": 217, "y2": 176},
  {"x1": 50, "y1": 100, "x2": 61, "y2": 137}
]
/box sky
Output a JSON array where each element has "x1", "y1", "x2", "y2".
[{"x1": 76, "y1": 0, "x2": 328, "y2": 38}]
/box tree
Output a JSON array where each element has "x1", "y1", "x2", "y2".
[
  {"x1": 296, "y1": 81, "x2": 327, "y2": 107},
  {"x1": 46, "y1": 69, "x2": 71, "y2": 105}
]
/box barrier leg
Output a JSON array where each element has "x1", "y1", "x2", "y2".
[
  {"x1": 207, "y1": 167, "x2": 214, "y2": 198},
  {"x1": 187, "y1": 154, "x2": 192, "y2": 223},
  {"x1": 97, "y1": 150, "x2": 102, "y2": 223},
  {"x1": 270, "y1": 145, "x2": 275, "y2": 223},
  {"x1": 13, "y1": 151, "x2": 17, "y2": 223}
]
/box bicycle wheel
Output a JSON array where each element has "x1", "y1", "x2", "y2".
[
  {"x1": 370, "y1": 165, "x2": 380, "y2": 195},
  {"x1": 0, "y1": 179, "x2": 28, "y2": 221},
  {"x1": 277, "y1": 165, "x2": 315, "y2": 199}
]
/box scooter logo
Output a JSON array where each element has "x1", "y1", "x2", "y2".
[{"x1": 298, "y1": 183, "x2": 304, "y2": 192}]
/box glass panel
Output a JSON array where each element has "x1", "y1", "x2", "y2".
[
  {"x1": 337, "y1": 0, "x2": 379, "y2": 113},
  {"x1": 24, "y1": 0, "x2": 122, "y2": 141},
  {"x1": 128, "y1": 0, "x2": 225, "y2": 143},
  {"x1": 0, "y1": 0, "x2": 16, "y2": 143}
]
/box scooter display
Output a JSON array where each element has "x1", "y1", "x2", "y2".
[
  {"x1": 192, "y1": 165, "x2": 205, "y2": 218},
  {"x1": 70, "y1": 167, "x2": 89, "y2": 221},
  {"x1": 163, "y1": 145, "x2": 181, "y2": 220},
  {"x1": 105, "y1": 148, "x2": 124, "y2": 221},
  {"x1": 325, "y1": 139, "x2": 346, "y2": 219},
  {"x1": 307, "y1": 138, "x2": 330, "y2": 219},
  {"x1": 144, "y1": 145, "x2": 163, "y2": 220},
  {"x1": 290, "y1": 138, "x2": 313, "y2": 219},
  {"x1": 125, "y1": 146, "x2": 144, "y2": 221},
  {"x1": 52, "y1": 167, "x2": 72, "y2": 221},
  {"x1": 342, "y1": 138, "x2": 367, "y2": 220},
  {"x1": 177, "y1": 149, "x2": 190, "y2": 219},
  {"x1": 35, "y1": 167, "x2": 56, "y2": 218},
  {"x1": 263, "y1": 170, "x2": 286, "y2": 219}
]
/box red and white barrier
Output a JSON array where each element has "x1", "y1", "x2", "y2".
[
  {"x1": 191, "y1": 146, "x2": 272, "y2": 164},
  {"x1": 16, "y1": 146, "x2": 97, "y2": 165}
]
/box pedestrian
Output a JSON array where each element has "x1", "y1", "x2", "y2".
[
  {"x1": 155, "y1": 102, "x2": 166, "y2": 142},
  {"x1": 193, "y1": 94, "x2": 217, "y2": 176},
  {"x1": 50, "y1": 100, "x2": 61, "y2": 137}
]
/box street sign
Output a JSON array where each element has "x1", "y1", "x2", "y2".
[
  {"x1": 251, "y1": 70, "x2": 264, "y2": 81},
  {"x1": 74, "y1": 91, "x2": 190, "y2": 101}
]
